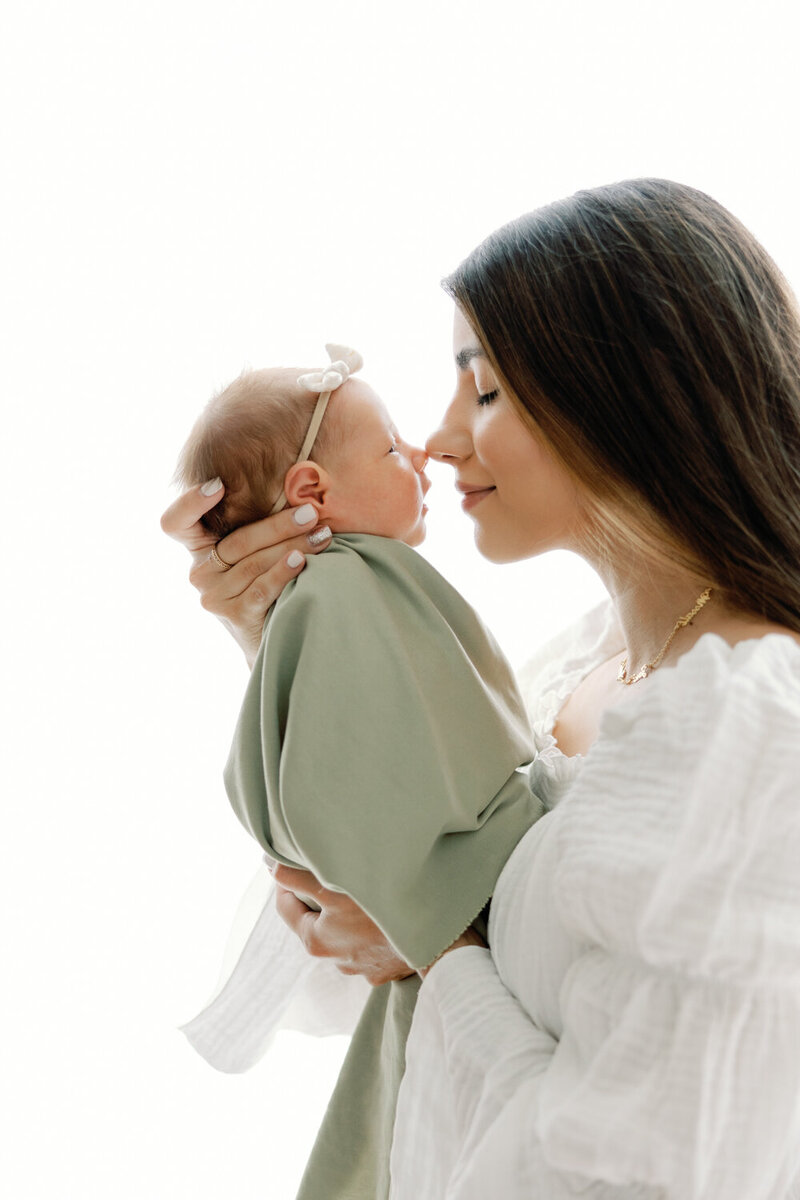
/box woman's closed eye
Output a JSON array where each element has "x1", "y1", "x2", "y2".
[{"x1": 478, "y1": 389, "x2": 500, "y2": 406}]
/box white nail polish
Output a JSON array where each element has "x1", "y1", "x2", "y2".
[
  {"x1": 293, "y1": 503, "x2": 317, "y2": 526},
  {"x1": 200, "y1": 477, "x2": 223, "y2": 496},
  {"x1": 287, "y1": 550, "x2": 305, "y2": 568},
  {"x1": 307, "y1": 525, "x2": 332, "y2": 547}
]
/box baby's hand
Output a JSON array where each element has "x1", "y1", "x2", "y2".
[{"x1": 160, "y1": 483, "x2": 332, "y2": 666}]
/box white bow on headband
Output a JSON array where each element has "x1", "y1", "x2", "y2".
[
  {"x1": 297, "y1": 343, "x2": 364, "y2": 394},
  {"x1": 268, "y1": 343, "x2": 364, "y2": 516}
]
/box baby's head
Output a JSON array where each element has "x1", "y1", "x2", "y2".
[{"x1": 177, "y1": 356, "x2": 430, "y2": 547}]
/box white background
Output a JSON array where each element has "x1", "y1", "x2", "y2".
[{"x1": 2, "y1": 1, "x2": 798, "y2": 1196}]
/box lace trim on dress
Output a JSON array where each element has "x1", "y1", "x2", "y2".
[
  {"x1": 524, "y1": 602, "x2": 623, "y2": 811},
  {"x1": 528, "y1": 685, "x2": 585, "y2": 811}
]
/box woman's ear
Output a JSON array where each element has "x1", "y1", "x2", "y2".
[{"x1": 284, "y1": 461, "x2": 331, "y2": 511}]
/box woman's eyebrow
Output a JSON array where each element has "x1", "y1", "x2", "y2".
[{"x1": 455, "y1": 346, "x2": 485, "y2": 371}]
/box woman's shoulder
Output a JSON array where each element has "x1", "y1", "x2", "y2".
[
  {"x1": 601, "y1": 628, "x2": 800, "y2": 746},
  {"x1": 584, "y1": 630, "x2": 800, "y2": 802}
]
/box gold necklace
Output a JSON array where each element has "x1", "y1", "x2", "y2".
[{"x1": 617, "y1": 587, "x2": 713, "y2": 686}]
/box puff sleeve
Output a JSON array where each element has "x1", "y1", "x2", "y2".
[{"x1": 390, "y1": 635, "x2": 800, "y2": 1199}]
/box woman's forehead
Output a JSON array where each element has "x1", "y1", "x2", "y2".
[{"x1": 452, "y1": 307, "x2": 487, "y2": 371}]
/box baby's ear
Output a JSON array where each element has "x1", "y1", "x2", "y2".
[{"x1": 284, "y1": 461, "x2": 329, "y2": 507}]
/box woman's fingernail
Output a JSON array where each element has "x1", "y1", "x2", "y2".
[
  {"x1": 307, "y1": 525, "x2": 332, "y2": 547},
  {"x1": 287, "y1": 550, "x2": 305, "y2": 569},
  {"x1": 200, "y1": 477, "x2": 223, "y2": 496},
  {"x1": 293, "y1": 504, "x2": 317, "y2": 526}
]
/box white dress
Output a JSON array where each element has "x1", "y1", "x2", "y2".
[{"x1": 389, "y1": 605, "x2": 800, "y2": 1200}]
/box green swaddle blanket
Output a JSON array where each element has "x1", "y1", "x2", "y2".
[{"x1": 223, "y1": 533, "x2": 544, "y2": 1199}]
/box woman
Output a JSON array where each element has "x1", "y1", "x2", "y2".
[{"x1": 163, "y1": 178, "x2": 800, "y2": 1197}]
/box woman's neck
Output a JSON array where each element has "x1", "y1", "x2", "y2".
[
  {"x1": 597, "y1": 562, "x2": 719, "y2": 675},
  {"x1": 596, "y1": 559, "x2": 799, "y2": 675},
  {"x1": 551, "y1": 553, "x2": 800, "y2": 759}
]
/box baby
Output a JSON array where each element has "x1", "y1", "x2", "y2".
[
  {"x1": 175, "y1": 346, "x2": 542, "y2": 1200},
  {"x1": 176, "y1": 347, "x2": 429, "y2": 546}
]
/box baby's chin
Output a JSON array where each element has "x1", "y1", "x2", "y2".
[
  {"x1": 404, "y1": 532, "x2": 427, "y2": 548},
  {"x1": 403, "y1": 517, "x2": 428, "y2": 548},
  {"x1": 333, "y1": 522, "x2": 427, "y2": 546}
]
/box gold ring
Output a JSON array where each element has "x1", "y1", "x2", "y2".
[{"x1": 209, "y1": 543, "x2": 234, "y2": 571}]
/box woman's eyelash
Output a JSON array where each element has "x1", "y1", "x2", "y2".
[{"x1": 478, "y1": 389, "x2": 499, "y2": 406}]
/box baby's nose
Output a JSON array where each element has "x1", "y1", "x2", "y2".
[{"x1": 411, "y1": 449, "x2": 429, "y2": 473}]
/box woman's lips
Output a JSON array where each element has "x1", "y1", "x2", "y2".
[{"x1": 459, "y1": 486, "x2": 496, "y2": 512}]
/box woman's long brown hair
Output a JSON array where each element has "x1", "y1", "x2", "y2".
[{"x1": 445, "y1": 178, "x2": 800, "y2": 629}]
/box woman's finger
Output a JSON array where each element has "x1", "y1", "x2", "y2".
[
  {"x1": 272, "y1": 867, "x2": 416, "y2": 984},
  {"x1": 271, "y1": 862, "x2": 325, "y2": 897},
  {"x1": 189, "y1": 537, "x2": 331, "y2": 666},
  {"x1": 160, "y1": 487, "x2": 325, "y2": 569},
  {"x1": 274, "y1": 886, "x2": 323, "y2": 950},
  {"x1": 160, "y1": 480, "x2": 226, "y2": 559},
  {"x1": 214, "y1": 502, "x2": 322, "y2": 568},
  {"x1": 160, "y1": 487, "x2": 334, "y2": 667},
  {"x1": 188, "y1": 526, "x2": 331, "y2": 601}
]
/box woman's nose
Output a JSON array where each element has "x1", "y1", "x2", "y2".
[{"x1": 425, "y1": 424, "x2": 468, "y2": 465}]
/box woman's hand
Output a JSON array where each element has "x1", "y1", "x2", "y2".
[
  {"x1": 160, "y1": 482, "x2": 332, "y2": 667},
  {"x1": 270, "y1": 862, "x2": 416, "y2": 987}
]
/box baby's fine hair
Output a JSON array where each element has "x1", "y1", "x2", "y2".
[{"x1": 176, "y1": 367, "x2": 341, "y2": 539}]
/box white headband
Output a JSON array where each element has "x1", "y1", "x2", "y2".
[{"x1": 268, "y1": 343, "x2": 364, "y2": 516}]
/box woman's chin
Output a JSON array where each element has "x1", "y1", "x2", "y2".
[{"x1": 473, "y1": 526, "x2": 531, "y2": 564}]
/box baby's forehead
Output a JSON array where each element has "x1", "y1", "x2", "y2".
[{"x1": 334, "y1": 377, "x2": 395, "y2": 429}]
